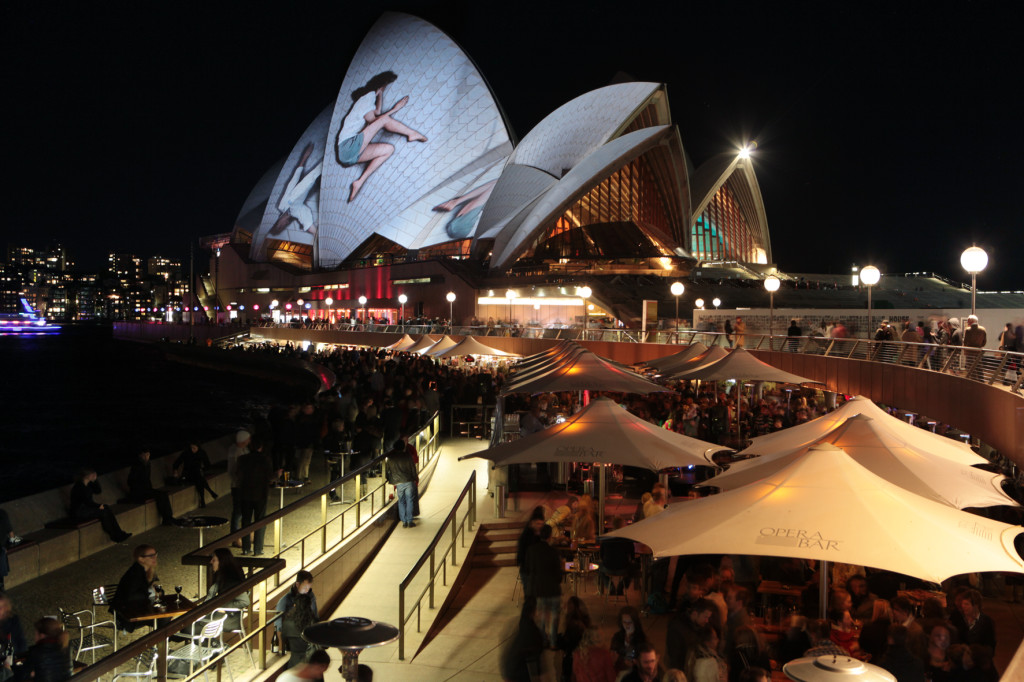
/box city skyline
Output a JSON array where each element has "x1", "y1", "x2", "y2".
[{"x1": 2, "y1": 2, "x2": 1020, "y2": 288}]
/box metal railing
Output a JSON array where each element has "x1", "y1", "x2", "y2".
[
  {"x1": 397, "y1": 470, "x2": 477, "y2": 661},
  {"x1": 71, "y1": 412, "x2": 441, "y2": 681}
]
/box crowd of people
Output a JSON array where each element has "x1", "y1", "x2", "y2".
[{"x1": 501, "y1": 489, "x2": 1007, "y2": 681}]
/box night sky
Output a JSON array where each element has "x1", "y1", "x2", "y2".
[{"x1": 3, "y1": 1, "x2": 1020, "y2": 290}]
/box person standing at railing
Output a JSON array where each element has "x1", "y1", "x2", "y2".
[
  {"x1": 733, "y1": 317, "x2": 746, "y2": 349},
  {"x1": 963, "y1": 315, "x2": 988, "y2": 381},
  {"x1": 237, "y1": 438, "x2": 279, "y2": 556},
  {"x1": 386, "y1": 440, "x2": 417, "y2": 528},
  {"x1": 786, "y1": 320, "x2": 801, "y2": 352},
  {"x1": 899, "y1": 321, "x2": 923, "y2": 366}
]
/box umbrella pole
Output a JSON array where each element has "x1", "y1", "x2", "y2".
[
  {"x1": 599, "y1": 463, "x2": 606, "y2": 535},
  {"x1": 820, "y1": 559, "x2": 829, "y2": 620}
]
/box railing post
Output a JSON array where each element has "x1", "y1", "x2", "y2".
[
  {"x1": 451, "y1": 521, "x2": 458, "y2": 566},
  {"x1": 398, "y1": 588, "x2": 405, "y2": 661},
  {"x1": 429, "y1": 552, "x2": 436, "y2": 609},
  {"x1": 257, "y1": 577, "x2": 267, "y2": 669},
  {"x1": 274, "y1": 518, "x2": 281, "y2": 557},
  {"x1": 321, "y1": 493, "x2": 327, "y2": 553}
]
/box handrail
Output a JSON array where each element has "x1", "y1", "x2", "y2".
[
  {"x1": 72, "y1": 411, "x2": 442, "y2": 681},
  {"x1": 397, "y1": 470, "x2": 477, "y2": 660}
]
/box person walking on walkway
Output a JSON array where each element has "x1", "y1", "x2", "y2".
[
  {"x1": 386, "y1": 441, "x2": 417, "y2": 528},
  {"x1": 237, "y1": 438, "x2": 278, "y2": 556}
]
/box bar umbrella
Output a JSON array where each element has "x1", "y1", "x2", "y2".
[
  {"x1": 432, "y1": 336, "x2": 522, "y2": 358},
  {"x1": 607, "y1": 443, "x2": 1024, "y2": 585},
  {"x1": 502, "y1": 349, "x2": 674, "y2": 396},
  {"x1": 662, "y1": 345, "x2": 729, "y2": 380},
  {"x1": 706, "y1": 413, "x2": 1018, "y2": 509},
  {"x1": 639, "y1": 342, "x2": 709, "y2": 374},
  {"x1": 739, "y1": 396, "x2": 988, "y2": 467},
  {"x1": 404, "y1": 334, "x2": 442, "y2": 353},
  {"x1": 461, "y1": 397, "x2": 720, "y2": 530},
  {"x1": 384, "y1": 334, "x2": 417, "y2": 351},
  {"x1": 416, "y1": 334, "x2": 458, "y2": 356}
]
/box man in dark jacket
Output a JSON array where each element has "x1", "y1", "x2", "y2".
[
  {"x1": 127, "y1": 450, "x2": 175, "y2": 526},
  {"x1": 386, "y1": 442, "x2": 417, "y2": 527},
  {"x1": 523, "y1": 524, "x2": 562, "y2": 647},
  {"x1": 236, "y1": 439, "x2": 278, "y2": 556}
]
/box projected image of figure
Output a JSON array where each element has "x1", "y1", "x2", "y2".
[
  {"x1": 433, "y1": 180, "x2": 497, "y2": 239},
  {"x1": 336, "y1": 71, "x2": 428, "y2": 202},
  {"x1": 270, "y1": 143, "x2": 322, "y2": 235}
]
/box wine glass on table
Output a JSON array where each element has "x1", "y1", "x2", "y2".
[
  {"x1": 174, "y1": 585, "x2": 183, "y2": 605},
  {"x1": 153, "y1": 584, "x2": 164, "y2": 607}
]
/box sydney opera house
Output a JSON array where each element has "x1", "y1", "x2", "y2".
[{"x1": 206, "y1": 12, "x2": 773, "y2": 326}]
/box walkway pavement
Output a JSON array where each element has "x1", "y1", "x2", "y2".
[{"x1": 5, "y1": 437, "x2": 1024, "y2": 681}]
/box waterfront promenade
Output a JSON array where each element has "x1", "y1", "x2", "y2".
[{"x1": 6, "y1": 436, "x2": 1024, "y2": 680}]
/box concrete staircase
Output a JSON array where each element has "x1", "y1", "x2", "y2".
[{"x1": 470, "y1": 521, "x2": 521, "y2": 568}]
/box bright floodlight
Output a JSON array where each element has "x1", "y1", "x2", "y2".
[
  {"x1": 325, "y1": 297, "x2": 333, "y2": 306},
  {"x1": 738, "y1": 146, "x2": 751, "y2": 159},
  {"x1": 358, "y1": 295, "x2": 367, "y2": 305},
  {"x1": 446, "y1": 292, "x2": 456, "y2": 302},
  {"x1": 670, "y1": 281, "x2": 685, "y2": 296},
  {"x1": 860, "y1": 265, "x2": 880, "y2": 286},
  {"x1": 695, "y1": 298, "x2": 705, "y2": 309},
  {"x1": 505, "y1": 289, "x2": 518, "y2": 300},
  {"x1": 960, "y1": 246, "x2": 988, "y2": 274},
  {"x1": 764, "y1": 275, "x2": 780, "y2": 292},
  {"x1": 578, "y1": 286, "x2": 592, "y2": 299},
  {"x1": 398, "y1": 294, "x2": 407, "y2": 304},
  {"x1": 270, "y1": 299, "x2": 279, "y2": 308}
]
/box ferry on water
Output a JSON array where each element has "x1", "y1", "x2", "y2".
[{"x1": 0, "y1": 297, "x2": 60, "y2": 334}]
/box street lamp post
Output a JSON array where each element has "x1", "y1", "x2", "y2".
[
  {"x1": 859, "y1": 265, "x2": 880, "y2": 337},
  {"x1": 960, "y1": 246, "x2": 988, "y2": 317},
  {"x1": 505, "y1": 289, "x2": 517, "y2": 327},
  {"x1": 764, "y1": 275, "x2": 780, "y2": 337},
  {"x1": 670, "y1": 281, "x2": 684, "y2": 343},
  {"x1": 358, "y1": 295, "x2": 367, "y2": 326},
  {"x1": 446, "y1": 292, "x2": 456, "y2": 332},
  {"x1": 325, "y1": 297, "x2": 333, "y2": 324},
  {"x1": 398, "y1": 293, "x2": 407, "y2": 330},
  {"x1": 578, "y1": 286, "x2": 592, "y2": 338}
]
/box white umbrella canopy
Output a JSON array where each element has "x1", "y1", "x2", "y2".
[
  {"x1": 433, "y1": 336, "x2": 521, "y2": 359},
  {"x1": 640, "y1": 342, "x2": 709, "y2": 374},
  {"x1": 384, "y1": 334, "x2": 417, "y2": 351},
  {"x1": 706, "y1": 414, "x2": 1018, "y2": 509},
  {"x1": 740, "y1": 396, "x2": 988, "y2": 467},
  {"x1": 461, "y1": 397, "x2": 720, "y2": 470},
  {"x1": 502, "y1": 350, "x2": 674, "y2": 396},
  {"x1": 404, "y1": 334, "x2": 442, "y2": 353},
  {"x1": 506, "y1": 345, "x2": 587, "y2": 387},
  {"x1": 663, "y1": 345, "x2": 729, "y2": 380},
  {"x1": 607, "y1": 444, "x2": 1024, "y2": 584},
  {"x1": 670, "y1": 347, "x2": 821, "y2": 384},
  {"x1": 420, "y1": 335, "x2": 458, "y2": 356}
]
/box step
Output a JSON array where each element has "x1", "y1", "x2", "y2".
[
  {"x1": 475, "y1": 545, "x2": 517, "y2": 557},
  {"x1": 480, "y1": 521, "x2": 523, "y2": 531},
  {"x1": 471, "y1": 557, "x2": 517, "y2": 568},
  {"x1": 479, "y1": 532, "x2": 519, "y2": 543}
]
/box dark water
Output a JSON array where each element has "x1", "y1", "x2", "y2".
[{"x1": 0, "y1": 325, "x2": 286, "y2": 502}]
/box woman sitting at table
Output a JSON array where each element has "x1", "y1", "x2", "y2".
[
  {"x1": 110, "y1": 544, "x2": 159, "y2": 632},
  {"x1": 828, "y1": 587, "x2": 860, "y2": 656},
  {"x1": 197, "y1": 549, "x2": 250, "y2": 632},
  {"x1": 924, "y1": 623, "x2": 955, "y2": 682},
  {"x1": 610, "y1": 605, "x2": 648, "y2": 673}
]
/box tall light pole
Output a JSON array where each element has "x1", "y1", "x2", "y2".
[
  {"x1": 446, "y1": 291, "x2": 456, "y2": 332},
  {"x1": 764, "y1": 275, "x2": 780, "y2": 337},
  {"x1": 859, "y1": 265, "x2": 880, "y2": 337},
  {"x1": 358, "y1": 295, "x2": 367, "y2": 325},
  {"x1": 960, "y1": 246, "x2": 988, "y2": 317},
  {"x1": 505, "y1": 289, "x2": 517, "y2": 327},
  {"x1": 578, "y1": 286, "x2": 592, "y2": 336},
  {"x1": 398, "y1": 293, "x2": 407, "y2": 330},
  {"x1": 325, "y1": 297, "x2": 333, "y2": 324},
  {"x1": 670, "y1": 281, "x2": 684, "y2": 342}
]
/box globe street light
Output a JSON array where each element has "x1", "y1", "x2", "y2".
[
  {"x1": 859, "y1": 265, "x2": 880, "y2": 337},
  {"x1": 446, "y1": 291, "x2": 456, "y2": 332},
  {"x1": 670, "y1": 281, "x2": 685, "y2": 342},
  {"x1": 764, "y1": 275, "x2": 780, "y2": 337},
  {"x1": 695, "y1": 298, "x2": 705, "y2": 309},
  {"x1": 578, "y1": 286, "x2": 592, "y2": 336},
  {"x1": 960, "y1": 246, "x2": 988, "y2": 317},
  {"x1": 358, "y1": 295, "x2": 367, "y2": 325},
  {"x1": 398, "y1": 293, "x2": 407, "y2": 330},
  {"x1": 712, "y1": 297, "x2": 721, "y2": 310},
  {"x1": 325, "y1": 297, "x2": 333, "y2": 324}
]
